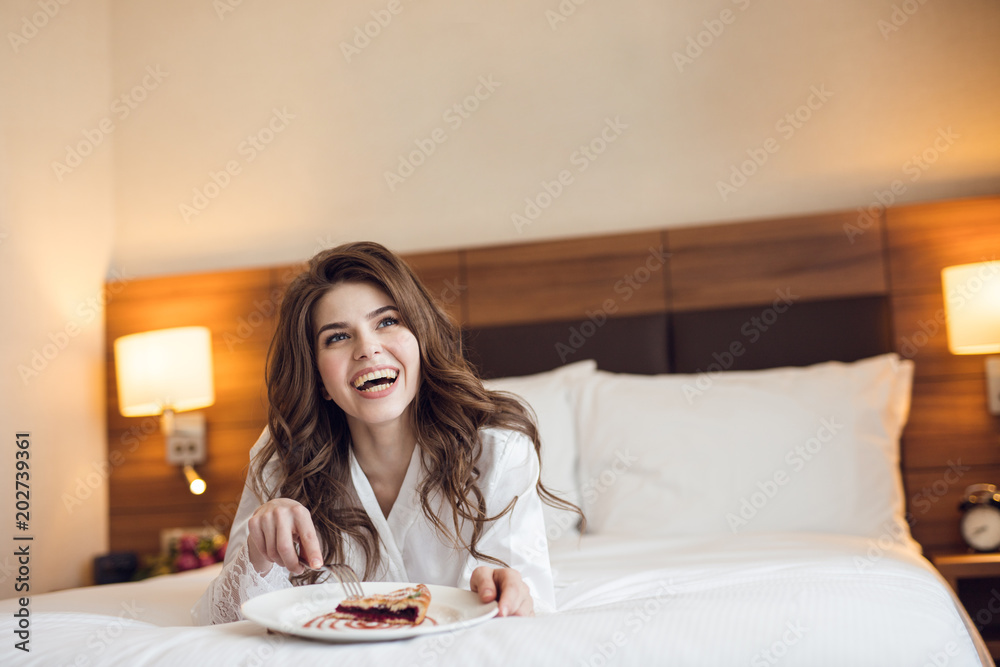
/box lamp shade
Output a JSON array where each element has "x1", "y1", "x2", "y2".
[
  {"x1": 114, "y1": 326, "x2": 215, "y2": 417},
  {"x1": 942, "y1": 261, "x2": 1000, "y2": 355}
]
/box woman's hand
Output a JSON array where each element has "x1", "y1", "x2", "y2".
[
  {"x1": 246, "y1": 498, "x2": 323, "y2": 577},
  {"x1": 470, "y1": 566, "x2": 534, "y2": 617}
]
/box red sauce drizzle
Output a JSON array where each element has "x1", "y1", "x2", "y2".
[{"x1": 303, "y1": 613, "x2": 436, "y2": 631}]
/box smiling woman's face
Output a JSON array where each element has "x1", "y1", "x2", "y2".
[{"x1": 312, "y1": 281, "x2": 420, "y2": 432}]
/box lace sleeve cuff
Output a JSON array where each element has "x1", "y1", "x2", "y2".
[{"x1": 192, "y1": 542, "x2": 292, "y2": 625}]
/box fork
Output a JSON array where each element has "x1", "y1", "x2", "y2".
[{"x1": 299, "y1": 558, "x2": 365, "y2": 600}]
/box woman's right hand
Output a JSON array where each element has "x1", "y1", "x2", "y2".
[{"x1": 246, "y1": 498, "x2": 323, "y2": 576}]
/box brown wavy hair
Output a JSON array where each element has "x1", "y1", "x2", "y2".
[{"x1": 250, "y1": 241, "x2": 579, "y2": 584}]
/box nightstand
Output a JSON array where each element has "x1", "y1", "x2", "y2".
[{"x1": 932, "y1": 552, "x2": 1000, "y2": 660}]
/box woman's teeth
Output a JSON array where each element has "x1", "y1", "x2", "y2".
[{"x1": 352, "y1": 369, "x2": 398, "y2": 392}]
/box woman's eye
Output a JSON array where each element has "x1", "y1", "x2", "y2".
[
  {"x1": 324, "y1": 332, "x2": 348, "y2": 345},
  {"x1": 377, "y1": 316, "x2": 399, "y2": 329}
]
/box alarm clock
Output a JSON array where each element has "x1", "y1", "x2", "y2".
[{"x1": 959, "y1": 483, "x2": 1000, "y2": 552}]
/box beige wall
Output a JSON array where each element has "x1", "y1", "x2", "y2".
[
  {"x1": 0, "y1": 1, "x2": 115, "y2": 593},
  {"x1": 108, "y1": 0, "x2": 1000, "y2": 278}
]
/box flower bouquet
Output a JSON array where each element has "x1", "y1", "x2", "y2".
[{"x1": 136, "y1": 531, "x2": 227, "y2": 579}]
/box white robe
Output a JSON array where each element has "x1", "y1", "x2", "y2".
[{"x1": 192, "y1": 426, "x2": 555, "y2": 624}]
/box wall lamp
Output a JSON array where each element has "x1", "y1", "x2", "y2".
[
  {"x1": 113, "y1": 326, "x2": 215, "y2": 494},
  {"x1": 942, "y1": 261, "x2": 1000, "y2": 415}
]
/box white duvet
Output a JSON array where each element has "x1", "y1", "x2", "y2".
[{"x1": 0, "y1": 533, "x2": 991, "y2": 666}]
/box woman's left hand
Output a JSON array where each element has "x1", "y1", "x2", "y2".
[{"x1": 470, "y1": 566, "x2": 534, "y2": 617}]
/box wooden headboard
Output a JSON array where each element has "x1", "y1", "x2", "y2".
[{"x1": 104, "y1": 195, "x2": 1000, "y2": 558}]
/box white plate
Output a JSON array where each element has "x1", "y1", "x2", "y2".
[{"x1": 242, "y1": 581, "x2": 498, "y2": 643}]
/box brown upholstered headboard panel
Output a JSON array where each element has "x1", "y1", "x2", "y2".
[
  {"x1": 464, "y1": 313, "x2": 671, "y2": 378},
  {"x1": 455, "y1": 209, "x2": 891, "y2": 379},
  {"x1": 104, "y1": 196, "x2": 1000, "y2": 560},
  {"x1": 464, "y1": 296, "x2": 892, "y2": 379}
]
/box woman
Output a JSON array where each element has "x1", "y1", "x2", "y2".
[{"x1": 193, "y1": 242, "x2": 576, "y2": 624}]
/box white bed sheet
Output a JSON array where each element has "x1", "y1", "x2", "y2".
[
  {"x1": 0, "y1": 562, "x2": 223, "y2": 627},
  {"x1": 0, "y1": 533, "x2": 991, "y2": 666}
]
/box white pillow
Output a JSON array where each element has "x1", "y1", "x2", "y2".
[
  {"x1": 573, "y1": 354, "x2": 917, "y2": 548},
  {"x1": 484, "y1": 360, "x2": 596, "y2": 545}
]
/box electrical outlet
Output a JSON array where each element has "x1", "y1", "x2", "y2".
[
  {"x1": 166, "y1": 412, "x2": 206, "y2": 465},
  {"x1": 167, "y1": 435, "x2": 204, "y2": 465}
]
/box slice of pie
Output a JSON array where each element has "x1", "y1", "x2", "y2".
[{"x1": 330, "y1": 584, "x2": 432, "y2": 626}]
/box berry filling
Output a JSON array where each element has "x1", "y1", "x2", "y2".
[{"x1": 334, "y1": 604, "x2": 418, "y2": 624}]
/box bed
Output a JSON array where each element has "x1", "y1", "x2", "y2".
[
  {"x1": 0, "y1": 536, "x2": 988, "y2": 665},
  {"x1": 3, "y1": 199, "x2": 998, "y2": 665},
  {"x1": 0, "y1": 354, "x2": 993, "y2": 665}
]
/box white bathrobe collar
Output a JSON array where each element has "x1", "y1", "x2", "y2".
[{"x1": 348, "y1": 444, "x2": 423, "y2": 581}]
